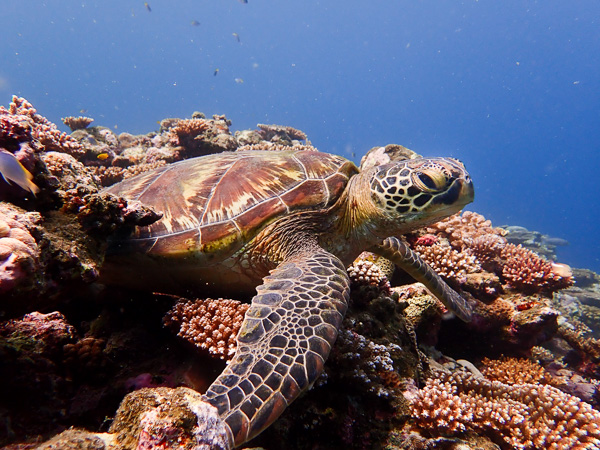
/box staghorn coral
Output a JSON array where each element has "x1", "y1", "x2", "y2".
[
  {"x1": 410, "y1": 369, "x2": 600, "y2": 449},
  {"x1": 163, "y1": 298, "x2": 250, "y2": 360},
  {"x1": 61, "y1": 116, "x2": 94, "y2": 131},
  {"x1": 500, "y1": 243, "x2": 573, "y2": 293},
  {"x1": 426, "y1": 211, "x2": 507, "y2": 251},
  {"x1": 479, "y1": 356, "x2": 553, "y2": 385},
  {"x1": 257, "y1": 123, "x2": 307, "y2": 141},
  {"x1": 413, "y1": 241, "x2": 480, "y2": 284}
]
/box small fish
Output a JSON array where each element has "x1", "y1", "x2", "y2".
[
  {"x1": 79, "y1": 108, "x2": 88, "y2": 114},
  {"x1": 0, "y1": 150, "x2": 39, "y2": 195},
  {"x1": 191, "y1": 20, "x2": 200, "y2": 26},
  {"x1": 213, "y1": 68, "x2": 220, "y2": 76},
  {"x1": 144, "y1": 2, "x2": 151, "y2": 12},
  {"x1": 97, "y1": 153, "x2": 109, "y2": 160},
  {"x1": 238, "y1": 0, "x2": 248, "y2": 3},
  {"x1": 232, "y1": 32, "x2": 241, "y2": 43},
  {"x1": 234, "y1": 78, "x2": 244, "y2": 84}
]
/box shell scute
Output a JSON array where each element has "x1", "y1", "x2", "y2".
[{"x1": 105, "y1": 150, "x2": 357, "y2": 256}]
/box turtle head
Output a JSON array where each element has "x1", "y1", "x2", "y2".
[{"x1": 365, "y1": 157, "x2": 474, "y2": 234}]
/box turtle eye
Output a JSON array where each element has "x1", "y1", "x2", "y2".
[{"x1": 413, "y1": 170, "x2": 447, "y2": 192}]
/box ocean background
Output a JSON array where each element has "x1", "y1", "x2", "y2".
[{"x1": 2, "y1": 0, "x2": 599, "y2": 272}]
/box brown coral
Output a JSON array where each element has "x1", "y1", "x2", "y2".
[
  {"x1": 61, "y1": 116, "x2": 94, "y2": 131},
  {"x1": 413, "y1": 242, "x2": 480, "y2": 284},
  {"x1": 426, "y1": 210, "x2": 506, "y2": 251},
  {"x1": 479, "y1": 356, "x2": 553, "y2": 385},
  {"x1": 163, "y1": 298, "x2": 250, "y2": 360},
  {"x1": 410, "y1": 369, "x2": 600, "y2": 449},
  {"x1": 1, "y1": 96, "x2": 84, "y2": 157},
  {"x1": 237, "y1": 142, "x2": 318, "y2": 152},
  {"x1": 257, "y1": 123, "x2": 307, "y2": 141},
  {"x1": 347, "y1": 251, "x2": 393, "y2": 293},
  {"x1": 500, "y1": 243, "x2": 574, "y2": 293}
]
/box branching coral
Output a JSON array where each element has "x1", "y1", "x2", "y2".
[
  {"x1": 347, "y1": 251, "x2": 393, "y2": 293},
  {"x1": 257, "y1": 123, "x2": 307, "y2": 141},
  {"x1": 237, "y1": 142, "x2": 318, "y2": 152},
  {"x1": 410, "y1": 369, "x2": 600, "y2": 449},
  {"x1": 1, "y1": 96, "x2": 84, "y2": 156},
  {"x1": 61, "y1": 116, "x2": 94, "y2": 131},
  {"x1": 479, "y1": 356, "x2": 554, "y2": 385},
  {"x1": 167, "y1": 117, "x2": 237, "y2": 157},
  {"x1": 163, "y1": 298, "x2": 250, "y2": 360},
  {"x1": 500, "y1": 243, "x2": 573, "y2": 293},
  {"x1": 425, "y1": 211, "x2": 506, "y2": 251},
  {"x1": 413, "y1": 241, "x2": 480, "y2": 284}
]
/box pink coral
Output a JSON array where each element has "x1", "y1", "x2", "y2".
[
  {"x1": 0, "y1": 202, "x2": 40, "y2": 294},
  {"x1": 1, "y1": 96, "x2": 83, "y2": 157},
  {"x1": 410, "y1": 369, "x2": 600, "y2": 449},
  {"x1": 500, "y1": 243, "x2": 574, "y2": 293},
  {"x1": 163, "y1": 298, "x2": 250, "y2": 360}
]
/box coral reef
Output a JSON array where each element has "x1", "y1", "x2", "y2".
[
  {"x1": 164, "y1": 298, "x2": 250, "y2": 361},
  {"x1": 0, "y1": 96, "x2": 595, "y2": 449},
  {"x1": 409, "y1": 368, "x2": 600, "y2": 449}
]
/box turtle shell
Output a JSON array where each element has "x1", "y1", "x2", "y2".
[{"x1": 105, "y1": 150, "x2": 358, "y2": 257}]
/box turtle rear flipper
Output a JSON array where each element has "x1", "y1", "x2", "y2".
[
  {"x1": 202, "y1": 244, "x2": 350, "y2": 447},
  {"x1": 371, "y1": 236, "x2": 473, "y2": 322}
]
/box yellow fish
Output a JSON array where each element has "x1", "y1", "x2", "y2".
[
  {"x1": 0, "y1": 150, "x2": 39, "y2": 195},
  {"x1": 97, "y1": 153, "x2": 109, "y2": 160},
  {"x1": 144, "y1": 2, "x2": 151, "y2": 12}
]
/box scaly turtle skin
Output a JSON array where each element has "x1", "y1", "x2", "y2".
[{"x1": 103, "y1": 149, "x2": 474, "y2": 448}]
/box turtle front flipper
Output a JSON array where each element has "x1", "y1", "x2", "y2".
[
  {"x1": 371, "y1": 236, "x2": 473, "y2": 322},
  {"x1": 202, "y1": 246, "x2": 350, "y2": 448}
]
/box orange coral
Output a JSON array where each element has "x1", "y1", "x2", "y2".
[
  {"x1": 479, "y1": 356, "x2": 553, "y2": 385},
  {"x1": 500, "y1": 243, "x2": 573, "y2": 292},
  {"x1": 410, "y1": 369, "x2": 600, "y2": 449},
  {"x1": 163, "y1": 298, "x2": 250, "y2": 360}
]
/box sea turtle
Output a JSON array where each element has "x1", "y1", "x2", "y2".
[{"x1": 102, "y1": 148, "x2": 474, "y2": 448}]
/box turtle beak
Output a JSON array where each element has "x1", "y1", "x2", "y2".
[{"x1": 461, "y1": 175, "x2": 475, "y2": 204}]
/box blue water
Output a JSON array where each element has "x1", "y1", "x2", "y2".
[{"x1": 2, "y1": 1, "x2": 599, "y2": 272}]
